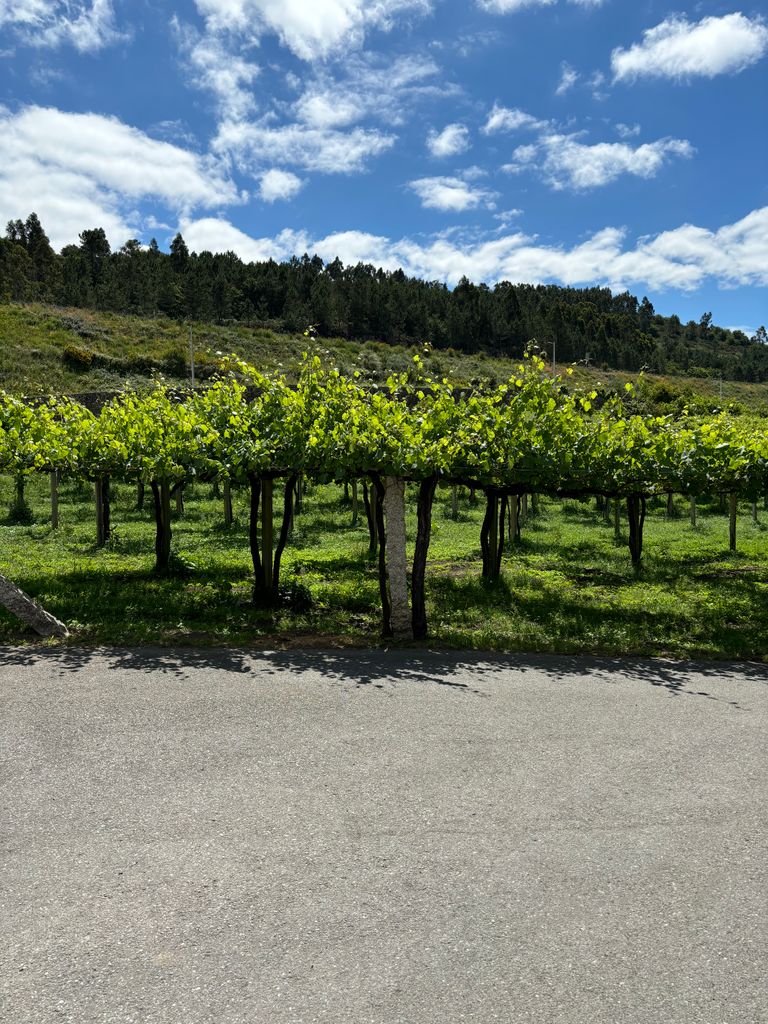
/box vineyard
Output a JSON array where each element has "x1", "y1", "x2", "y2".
[{"x1": 2, "y1": 353, "x2": 767, "y2": 654}]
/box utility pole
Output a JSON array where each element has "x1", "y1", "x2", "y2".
[{"x1": 552, "y1": 338, "x2": 556, "y2": 376}]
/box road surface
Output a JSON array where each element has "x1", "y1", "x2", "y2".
[{"x1": 1, "y1": 646, "x2": 767, "y2": 1023}]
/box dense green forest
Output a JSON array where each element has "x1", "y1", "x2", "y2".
[{"x1": 1, "y1": 212, "x2": 766, "y2": 381}]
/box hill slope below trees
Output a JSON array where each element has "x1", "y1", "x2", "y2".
[{"x1": 1, "y1": 302, "x2": 766, "y2": 418}]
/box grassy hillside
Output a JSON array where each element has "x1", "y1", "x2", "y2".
[{"x1": 1, "y1": 302, "x2": 766, "y2": 415}]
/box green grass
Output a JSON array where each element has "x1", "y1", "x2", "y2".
[{"x1": 1, "y1": 474, "x2": 766, "y2": 659}]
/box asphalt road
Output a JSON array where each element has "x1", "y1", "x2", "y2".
[{"x1": 1, "y1": 646, "x2": 767, "y2": 1024}]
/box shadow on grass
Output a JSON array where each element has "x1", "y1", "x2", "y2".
[
  {"x1": 437, "y1": 509, "x2": 478, "y2": 524},
  {"x1": 284, "y1": 553, "x2": 375, "y2": 575},
  {"x1": 428, "y1": 569, "x2": 768, "y2": 663},
  {"x1": 289, "y1": 516, "x2": 367, "y2": 542}
]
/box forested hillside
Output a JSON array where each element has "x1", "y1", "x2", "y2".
[{"x1": 2, "y1": 212, "x2": 766, "y2": 381}]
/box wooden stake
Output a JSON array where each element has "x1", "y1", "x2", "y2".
[
  {"x1": 95, "y1": 479, "x2": 105, "y2": 547},
  {"x1": 510, "y1": 494, "x2": 519, "y2": 544},
  {"x1": 384, "y1": 476, "x2": 410, "y2": 637},
  {"x1": 262, "y1": 478, "x2": 273, "y2": 590},
  {"x1": 223, "y1": 480, "x2": 233, "y2": 527},
  {"x1": 729, "y1": 493, "x2": 737, "y2": 552},
  {"x1": 50, "y1": 471, "x2": 59, "y2": 529},
  {"x1": 488, "y1": 494, "x2": 499, "y2": 578}
]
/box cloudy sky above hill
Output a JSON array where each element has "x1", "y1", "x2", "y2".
[{"x1": 1, "y1": 0, "x2": 766, "y2": 329}]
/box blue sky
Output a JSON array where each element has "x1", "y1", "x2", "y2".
[{"x1": 1, "y1": 0, "x2": 766, "y2": 333}]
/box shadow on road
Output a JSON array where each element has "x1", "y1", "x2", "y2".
[{"x1": 0, "y1": 643, "x2": 765, "y2": 706}]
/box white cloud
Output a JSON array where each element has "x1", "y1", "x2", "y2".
[
  {"x1": 408, "y1": 176, "x2": 498, "y2": 212},
  {"x1": 482, "y1": 104, "x2": 548, "y2": 134},
  {"x1": 494, "y1": 208, "x2": 523, "y2": 227},
  {"x1": 0, "y1": 159, "x2": 135, "y2": 250},
  {"x1": 461, "y1": 165, "x2": 489, "y2": 181},
  {"x1": 437, "y1": 28, "x2": 501, "y2": 57},
  {"x1": 148, "y1": 120, "x2": 199, "y2": 147},
  {"x1": 183, "y1": 51, "x2": 438, "y2": 182},
  {"x1": 0, "y1": 106, "x2": 240, "y2": 249},
  {"x1": 612, "y1": 13, "x2": 768, "y2": 82},
  {"x1": 0, "y1": 0, "x2": 123, "y2": 52},
  {"x1": 180, "y1": 217, "x2": 308, "y2": 262},
  {"x1": 0, "y1": 0, "x2": 48, "y2": 27},
  {"x1": 555, "y1": 62, "x2": 578, "y2": 96},
  {"x1": 427, "y1": 123, "x2": 471, "y2": 158},
  {"x1": 294, "y1": 92, "x2": 364, "y2": 131},
  {"x1": 174, "y1": 20, "x2": 260, "y2": 121},
  {"x1": 477, "y1": 0, "x2": 603, "y2": 12},
  {"x1": 504, "y1": 133, "x2": 694, "y2": 190},
  {"x1": 180, "y1": 206, "x2": 768, "y2": 293},
  {"x1": 259, "y1": 169, "x2": 304, "y2": 202},
  {"x1": 615, "y1": 122, "x2": 640, "y2": 139},
  {"x1": 214, "y1": 118, "x2": 396, "y2": 175},
  {"x1": 507, "y1": 143, "x2": 538, "y2": 167},
  {"x1": 193, "y1": 0, "x2": 432, "y2": 61},
  {"x1": 477, "y1": 0, "x2": 555, "y2": 12},
  {"x1": 293, "y1": 54, "x2": 442, "y2": 130}
]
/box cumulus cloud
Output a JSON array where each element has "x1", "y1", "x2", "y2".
[
  {"x1": 0, "y1": 106, "x2": 240, "y2": 249},
  {"x1": 427, "y1": 123, "x2": 471, "y2": 158},
  {"x1": 180, "y1": 217, "x2": 308, "y2": 262},
  {"x1": 259, "y1": 169, "x2": 304, "y2": 202},
  {"x1": 482, "y1": 104, "x2": 548, "y2": 134},
  {"x1": 179, "y1": 206, "x2": 768, "y2": 293},
  {"x1": 612, "y1": 13, "x2": 768, "y2": 82},
  {"x1": 504, "y1": 133, "x2": 694, "y2": 190},
  {"x1": 193, "y1": 0, "x2": 432, "y2": 61},
  {"x1": 408, "y1": 176, "x2": 497, "y2": 212},
  {"x1": 0, "y1": 0, "x2": 123, "y2": 52}
]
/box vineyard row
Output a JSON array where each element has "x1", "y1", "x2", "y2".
[{"x1": 3, "y1": 355, "x2": 767, "y2": 639}]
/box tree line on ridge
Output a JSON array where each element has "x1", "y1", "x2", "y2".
[{"x1": 1, "y1": 212, "x2": 766, "y2": 382}]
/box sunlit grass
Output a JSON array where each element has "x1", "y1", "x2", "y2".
[{"x1": 0, "y1": 474, "x2": 766, "y2": 659}]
